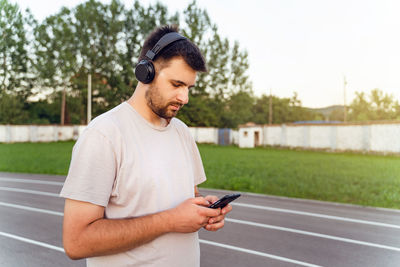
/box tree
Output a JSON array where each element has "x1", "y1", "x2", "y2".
[
  {"x1": 0, "y1": 92, "x2": 28, "y2": 123},
  {"x1": 252, "y1": 93, "x2": 320, "y2": 125},
  {"x1": 348, "y1": 92, "x2": 371, "y2": 121},
  {"x1": 221, "y1": 90, "x2": 254, "y2": 128},
  {"x1": 348, "y1": 89, "x2": 399, "y2": 122},
  {"x1": 369, "y1": 89, "x2": 398, "y2": 120},
  {"x1": 33, "y1": 0, "x2": 180, "y2": 124},
  {"x1": 178, "y1": 1, "x2": 252, "y2": 127},
  {"x1": 0, "y1": 0, "x2": 31, "y2": 95},
  {"x1": 4, "y1": 0, "x2": 254, "y2": 126},
  {"x1": 33, "y1": 7, "x2": 78, "y2": 123},
  {"x1": 227, "y1": 41, "x2": 252, "y2": 94},
  {"x1": 0, "y1": 0, "x2": 37, "y2": 124}
]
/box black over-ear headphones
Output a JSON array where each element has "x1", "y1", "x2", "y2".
[{"x1": 135, "y1": 32, "x2": 187, "y2": 84}]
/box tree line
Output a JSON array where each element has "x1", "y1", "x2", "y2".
[{"x1": 1, "y1": 0, "x2": 399, "y2": 127}]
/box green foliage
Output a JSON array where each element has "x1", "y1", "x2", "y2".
[
  {"x1": 0, "y1": 0, "x2": 32, "y2": 96},
  {"x1": 348, "y1": 89, "x2": 400, "y2": 122},
  {"x1": 177, "y1": 95, "x2": 219, "y2": 126},
  {"x1": 252, "y1": 93, "x2": 320, "y2": 125},
  {"x1": 222, "y1": 91, "x2": 255, "y2": 128},
  {"x1": 0, "y1": 92, "x2": 29, "y2": 123},
  {"x1": 32, "y1": 0, "x2": 181, "y2": 124}
]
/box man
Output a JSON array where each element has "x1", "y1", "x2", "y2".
[{"x1": 60, "y1": 25, "x2": 232, "y2": 266}]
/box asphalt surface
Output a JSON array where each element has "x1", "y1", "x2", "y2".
[{"x1": 1, "y1": 172, "x2": 400, "y2": 267}]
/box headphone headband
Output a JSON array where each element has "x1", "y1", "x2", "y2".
[
  {"x1": 145, "y1": 32, "x2": 187, "y2": 60},
  {"x1": 135, "y1": 32, "x2": 187, "y2": 84}
]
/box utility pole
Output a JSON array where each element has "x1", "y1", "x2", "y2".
[
  {"x1": 343, "y1": 75, "x2": 347, "y2": 123},
  {"x1": 87, "y1": 74, "x2": 92, "y2": 124},
  {"x1": 61, "y1": 88, "x2": 66, "y2": 125},
  {"x1": 269, "y1": 88, "x2": 273, "y2": 125}
]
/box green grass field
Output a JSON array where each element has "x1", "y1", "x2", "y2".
[{"x1": 1, "y1": 142, "x2": 399, "y2": 209}]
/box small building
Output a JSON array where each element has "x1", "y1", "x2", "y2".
[{"x1": 238, "y1": 122, "x2": 263, "y2": 148}]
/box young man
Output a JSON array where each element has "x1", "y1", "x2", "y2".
[{"x1": 60, "y1": 25, "x2": 232, "y2": 266}]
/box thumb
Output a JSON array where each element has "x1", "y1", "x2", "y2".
[{"x1": 192, "y1": 197, "x2": 210, "y2": 206}]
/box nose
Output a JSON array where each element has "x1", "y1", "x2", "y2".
[{"x1": 176, "y1": 87, "x2": 189, "y2": 105}]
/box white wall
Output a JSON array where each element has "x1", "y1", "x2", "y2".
[
  {"x1": 286, "y1": 126, "x2": 306, "y2": 148},
  {"x1": 0, "y1": 125, "x2": 221, "y2": 145},
  {"x1": 189, "y1": 127, "x2": 218, "y2": 144},
  {"x1": 4, "y1": 123, "x2": 400, "y2": 154},
  {"x1": 309, "y1": 126, "x2": 332, "y2": 149},
  {"x1": 230, "y1": 130, "x2": 239, "y2": 145},
  {"x1": 239, "y1": 122, "x2": 400, "y2": 154},
  {"x1": 336, "y1": 125, "x2": 365, "y2": 151},
  {"x1": 263, "y1": 126, "x2": 281, "y2": 146},
  {"x1": 0, "y1": 125, "x2": 86, "y2": 143},
  {"x1": 370, "y1": 124, "x2": 400, "y2": 153}
]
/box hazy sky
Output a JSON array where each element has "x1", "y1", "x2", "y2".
[{"x1": 12, "y1": 0, "x2": 400, "y2": 108}]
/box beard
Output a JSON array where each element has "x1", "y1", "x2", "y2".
[{"x1": 145, "y1": 84, "x2": 182, "y2": 120}]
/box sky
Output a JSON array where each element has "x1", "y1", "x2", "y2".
[{"x1": 11, "y1": 0, "x2": 400, "y2": 108}]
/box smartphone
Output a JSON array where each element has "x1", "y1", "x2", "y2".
[{"x1": 208, "y1": 193, "x2": 241, "y2": 209}]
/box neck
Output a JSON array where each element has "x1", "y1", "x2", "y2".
[{"x1": 127, "y1": 84, "x2": 166, "y2": 127}]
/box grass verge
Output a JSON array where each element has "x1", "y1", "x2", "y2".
[
  {"x1": 0, "y1": 142, "x2": 399, "y2": 209},
  {"x1": 198, "y1": 145, "x2": 400, "y2": 209}
]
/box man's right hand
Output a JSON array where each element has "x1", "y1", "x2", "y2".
[
  {"x1": 62, "y1": 197, "x2": 221, "y2": 260},
  {"x1": 165, "y1": 197, "x2": 221, "y2": 233}
]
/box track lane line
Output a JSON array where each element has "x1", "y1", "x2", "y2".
[
  {"x1": 0, "y1": 201, "x2": 63, "y2": 216},
  {"x1": 0, "y1": 202, "x2": 321, "y2": 265},
  {"x1": 232, "y1": 202, "x2": 400, "y2": 229},
  {"x1": 2, "y1": 201, "x2": 400, "y2": 253},
  {"x1": 0, "y1": 229, "x2": 322, "y2": 267},
  {"x1": 226, "y1": 218, "x2": 400, "y2": 252},
  {"x1": 199, "y1": 239, "x2": 323, "y2": 267},
  {"x1": 0, "y1": 177, "x2": 64, "y2": 186},
  {"x1": 0, "y1": 187, "x2": 59, "y2": 197},
  {"x1": 0, "y1": 231, "x2": 65, "y2": 253},
  {"x1": 3, "y1": 181, "x2": 399, "y2": 229},
  {"x1": 1, "y1": 185, "x2": 400, "y2": 231}
]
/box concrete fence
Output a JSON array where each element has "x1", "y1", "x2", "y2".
[
  {"x1": 0, "y1": 125, "x2": 238, "y2": 145},
  {"x1": 238, "y1": 122, "x2": 400, "y2": 154},
  {"x1": 3, "y1": 122, "x2": 399, "y2": 154},
  {"x1": 0, "y1": 125, "x2": 87, "y2": 143}
]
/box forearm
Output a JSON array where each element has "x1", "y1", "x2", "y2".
[
  {"x1": 63, "y1": 196, "x2": 220, "y2": 260},
  {"x1": 64, "y1": 210, "x2": 171, "y2": 259}
]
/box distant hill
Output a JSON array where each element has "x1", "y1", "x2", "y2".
[{"x1": 306, "y1": 105, "x2": 345, "y2": 121}]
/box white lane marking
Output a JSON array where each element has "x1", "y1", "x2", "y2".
[
  {"x1": 232, "y1": 202, "x2": 400, "y2": 230},
  {"x1": 0, "y1": 203, "x2": 320, "y2": 266},
  {"x1": 226, "y1": 218, "x2": 400, "y2": 252},
  {"x1": 0, "y1": 187, "x2": 59, "y2": 197},
  {"x1": 199, "y1": 239, "x2": 323, "y2": 267},
  {"x1": 2, "y1": 183, "x2": 399, "y2": 230},
  {"x1": 0, "y1": 202, "x2": 63, "y2": 216},
  {"x1": 1, "y1": 184, "x2": 399, "y2": 231},
  {"x1": 0, "y1": 177, "x2": 64, "y2": 186},
  {"x1": 4, "y1": 201, "x2": 400, "y2": 255},
  {"x1": 0, "y1": 231, "x2": 65, "y2": 253}
]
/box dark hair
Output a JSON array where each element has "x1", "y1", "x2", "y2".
[{"x1": 138, "y1": 25, "x2": 207, "y2": 72}]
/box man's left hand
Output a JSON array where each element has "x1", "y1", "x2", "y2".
[{"x1": 203, "y1": 195, "x2": 233, "y2": 232}]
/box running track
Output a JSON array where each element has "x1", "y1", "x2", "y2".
[{"x1": 1, "y1": 172, "x2": 400, "y2": 266}]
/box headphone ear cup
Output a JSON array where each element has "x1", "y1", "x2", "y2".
[{"x1": 135, "y1": 60, "x2": 155, "y2": 84}]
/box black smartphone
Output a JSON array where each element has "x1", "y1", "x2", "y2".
[{"x1": 208, "y1": 193, "x2": 241, "y2": 209}]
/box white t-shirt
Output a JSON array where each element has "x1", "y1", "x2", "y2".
[{"x1": 60, "y1": 102, "x2": 207, "y2": 267}]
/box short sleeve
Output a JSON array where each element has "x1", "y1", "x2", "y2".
[{"x1": 60, "y1": 128, "x2": 117, "y2": 207}]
